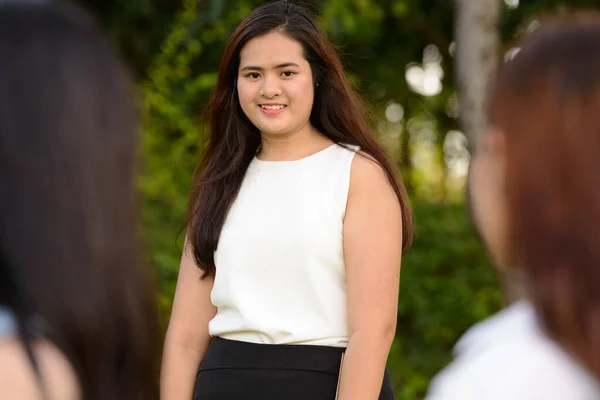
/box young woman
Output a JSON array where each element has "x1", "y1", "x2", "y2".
[
  {"x1": 427, "y1": 13, "x2": 600, "y2": 399},
  {"x1": 161, "y1": 1, "x2": 413, "y2": 399},
  {"x1": 0, "y1": 1, "x2": 160, "y2": 399}
]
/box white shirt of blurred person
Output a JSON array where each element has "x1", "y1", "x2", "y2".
[{"x1": 427, "y1": 301, "x2": 600, "y2": 399}]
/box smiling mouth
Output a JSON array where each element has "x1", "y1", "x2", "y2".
[{"x1": 259, "y1": 104, "x2": 287, "y2": 110}]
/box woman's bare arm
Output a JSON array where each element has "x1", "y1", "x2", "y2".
[
  {"x1": 160, "y1": 241, "x2": 217, "y2": 400},
  {"x1": 338, "y1": 154, "x2": 403, "y2": 400}
]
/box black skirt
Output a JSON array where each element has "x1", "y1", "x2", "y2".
[{"x1": 193, "y1": 336, "x2": 394, "y2": 400}]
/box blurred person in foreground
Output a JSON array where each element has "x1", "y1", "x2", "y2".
[
  {"x1": 427, "y1": 13, "x2": 600, "y2": 400},
  {"x1": 0, "y1": 1, "x2": 160, "y2": 399}
]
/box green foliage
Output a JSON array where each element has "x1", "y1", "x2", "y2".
[
  {"x1": 139, "y1": 0, "x2": 206, "y2": 321},
  {"x1": 389, "y1": 201, "x2": 502, "y2": 399},
  {"x1": 319, "y1": 0, "x2": 384, "y2": 42}
]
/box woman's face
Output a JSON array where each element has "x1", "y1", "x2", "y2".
[
  {"x1": 468, "y1": 128, "x2": 511, "y2": 267},
  {"x1": 237, "y1": 30, "x2": 315, "y2": 138}
]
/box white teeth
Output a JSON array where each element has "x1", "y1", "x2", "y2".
[{"x1": 260, "y1": 105, "x2": 286, "y2": 110}]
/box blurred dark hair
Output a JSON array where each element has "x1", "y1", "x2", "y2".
[
  {"x1": 488, "y1": 11, "x2": 600, "y2": 379},
  {"x1": 0, "y1": 1, "x2": 160, "y2": 399},
  {"x1": 187, "y1": 0, "x2": 413, "y2": 278}
]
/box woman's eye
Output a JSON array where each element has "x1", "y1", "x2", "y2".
[
  {"x1": 282, "y1": 71, "x2": 295, "y2": 77},
  {"x1": 246, "y1": 72, "x2": 260, "y2": 79}
]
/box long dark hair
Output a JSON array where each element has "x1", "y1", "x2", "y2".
[
  {"x1": 488, "y1": 12, "x2": 600, "y2": 379},
  {"x1": 187, "y1": 0, "x2": 413, "y2": 278},
  {"x1": 0, "y1": 1, "x2": 160, "y2": 399}
]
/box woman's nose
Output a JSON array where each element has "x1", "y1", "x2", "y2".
[{"x1": 260, "y1": 76, "x2": 282, "y2": 98}]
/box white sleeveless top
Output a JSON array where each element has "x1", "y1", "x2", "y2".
[{"x1": 208, "y1": 143, "x2": 357, "y2": 347}]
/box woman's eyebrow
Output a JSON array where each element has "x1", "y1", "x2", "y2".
[{"x1": 240, "y1": 62, "x2": 301, "y2": 72}]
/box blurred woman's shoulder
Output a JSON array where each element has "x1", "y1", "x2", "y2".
[
  {"x1": 426, "y1": 301, "x2": 600, "y2": 399},
  {"x1": 0, "y1": 335, "x2": 80, "y2": 400}
]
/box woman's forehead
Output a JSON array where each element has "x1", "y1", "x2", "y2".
[{"x1": 239, "y1": 31, "x2": 307, "y2": 67}]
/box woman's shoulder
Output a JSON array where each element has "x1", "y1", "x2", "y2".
[
  {"x1": 347, "y1": 148, "x2": 395, "y2": 198},
  {"x1": 426, "y1": 301, "x2": 600, "y2": 399},
  {"x1": 0, "y1": 336, "x2": 80, "y2": 400}
]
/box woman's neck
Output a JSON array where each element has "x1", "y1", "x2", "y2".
[{"x1": 258, "y1": 125, "x2": 333, "y2": 162}]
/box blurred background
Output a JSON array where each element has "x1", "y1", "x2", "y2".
[{"x1": 75, "y1": 0, "x2": 600, "y2": 398}]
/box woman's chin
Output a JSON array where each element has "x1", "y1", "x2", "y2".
[{"x1": 258, "y1": 126, "x2": 291, "y2": 136}]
